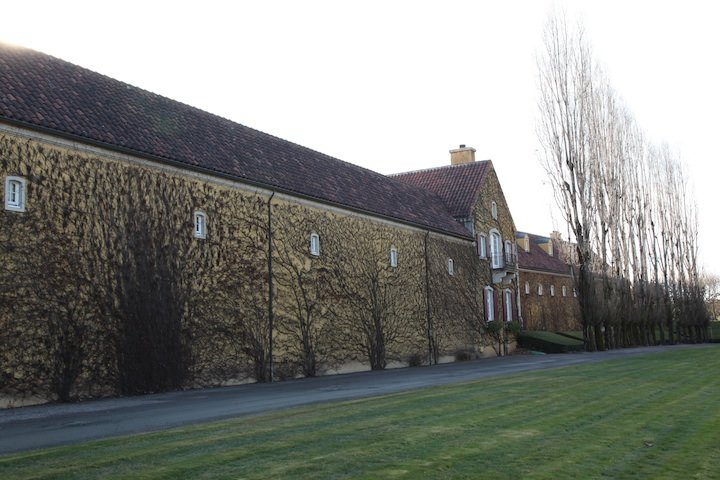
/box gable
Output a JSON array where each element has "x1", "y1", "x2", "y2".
[{"x1": 391, "y1": 161, "x2": 490, "y2": 218}]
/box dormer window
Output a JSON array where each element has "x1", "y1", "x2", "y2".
[
  {"x1": 4, "y1": 176, "x2": 27, "y2": 212},
  {"x1": 310, "y1": 232, "x2": 320, "y2": 256},
  {"x1": 389, "y1": 246, "x2": 398, "y2": 268},
  {"x1": 491, "y1": 201, "x2": 498, "y2": 220},
  {"x1": 447, "y1": 258, "x2": 454, "y2": 276},
  {"x1": 193, "y1": 211, "x2": 207, "y2": 239}
]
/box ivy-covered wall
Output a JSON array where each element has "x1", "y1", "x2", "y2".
[{"x1": 0, "y1": 130, "x2": 503, "y2": 403}]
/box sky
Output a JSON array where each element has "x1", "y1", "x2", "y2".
[{"x1": 2, "y1": 0, "x2": 719, "y2": 276}]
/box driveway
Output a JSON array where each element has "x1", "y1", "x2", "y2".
[{"x1": 0, "y1": 343, "x2": 713, "y2": 455}]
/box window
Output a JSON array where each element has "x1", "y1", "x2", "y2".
[
  {"x1": 538, "y1": 284, "x2": 543, "y2": 296},
  {"x1": 447, "y1": 258, "x2": 454, "y2": 275},
  {"x1": 478, "y1": 233, "x2": 487, "y2": 258},
  {"x1": 550, "y1": 285, "x2": 555, "y2": 297},
  {"x1": 504, "y1": 240, "x2": 514, "y2": 265},
  {"x1": 524, "y1": 236, "x2": 530, "y2": 252},
  {"x1": 490, "y1": 230, "x2": 502, "y2": 268},
  {"x1": 573, "y1": 288, "x2": 577, "y2": 298},
  {"x1": 4, "y1": 176, "x2": 26, "y2": 212},
  {"x1": 491, "y1": 201, "x2": 498, "y2": 220},
  {"x1": 485, "y1": 286, "x2": 495, "y2": 322},
  {"x1": 525, "y1": 281, "x2": 530, "y2": 295},
  {"x1": 389, "y1": 246, "x2": 398, "y2": 268},
  {"x1": 562, "y1": 285, "x2": 567, "y2": 297},
  {"x1": 193, "y1": 211, "x2": 206, "y2": 239},
  {"x1": 504, "y1": 289, "x2": 513, "y2": 322},
  {"x1": 310, "y1": 232, "x2": 320, "y2": 256}
]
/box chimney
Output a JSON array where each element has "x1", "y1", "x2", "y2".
[{"x1": 449, "y1": 144, "x2": 476, "y2": 165}]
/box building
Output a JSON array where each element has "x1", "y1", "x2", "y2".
[
  {"x1": 0, "y1": 43, "x2": 518, "y2": 403},
  {"x1": 516, "y1": 231, "x2": 580, "y2": 331}
]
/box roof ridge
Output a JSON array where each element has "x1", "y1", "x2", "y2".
[{"x1": 389, "y1": 160, "x2": 491, "y2": 177}]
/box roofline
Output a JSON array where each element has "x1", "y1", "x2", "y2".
[
  {"x1": 389, "y1": 159, "x2": 492, "y2": 177},
  {"x1": 0, "y1": 117, "x2": 473, "y2": 241},
  {"x1": 519, "y1": 268, "x2": 573, "y2": 278}
]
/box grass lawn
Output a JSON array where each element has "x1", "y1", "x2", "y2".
[{"x1": 2, "y1": 347, "x2": 719, "y2": 479}]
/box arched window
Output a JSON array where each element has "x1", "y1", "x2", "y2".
[
  {"x1": 447, "y1": 258, "x2": 454, "y2": 275},
  {"x1": 310, "y1": 232, "x2": 320, "y2": 256},
  {"x1": 5, "y1": 176, "x2": 27, "y2": 212},
  {"x1": 193, "y1": 211, "x2": 207, "y2": 239},
  {"x1": 484, "y1": 286, "x2": 495, "y2": 322},
  {"x1": 389, "y1": 246, "x2": 398, "y2": 268},
  {"x1": 490, "y1": 230, "x2": 502, "y2": 268},
  {"x1": 491, "y1": 201, "x2": 498, "y2": 219},
  {"x1": 504, "y1": 289, "x2": 513, "y2": 322}
]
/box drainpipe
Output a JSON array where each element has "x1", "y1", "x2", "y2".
[{"x1": 267, "y1": 191, "x2": 275, "y2": 382}]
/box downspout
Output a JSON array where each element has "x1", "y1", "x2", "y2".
[
  {"x1": 424, "y1": 231, "x2": 433, "y2": 365},
  {"x1": 267, "y1": 191, "x2": 276, "y2": 382}
]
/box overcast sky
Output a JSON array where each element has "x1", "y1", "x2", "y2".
[{"x1": 3, "y1": 0, "x2": 719, "y2": 276}]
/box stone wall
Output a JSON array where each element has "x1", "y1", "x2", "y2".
[
  {"x1": 0, "y1": 130, "x2": 503, "y2": 403},
  {"x1": 519, "y1": 270, "x2": 580, "y2": 331}
]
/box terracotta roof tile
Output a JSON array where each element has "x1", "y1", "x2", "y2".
[
  {"x1": 0, "y1": 43, "x2": 470, "y2": 238},
  {"x1": 516, "y1": 232, "x2": 572, "y2": 275},
  {"x1": 390, "y1": 161, "x2": 491, "y2": 218}
]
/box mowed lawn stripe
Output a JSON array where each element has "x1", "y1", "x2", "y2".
[{"x1": 1, "y1": 346, "x2": 718, "y2": 479}]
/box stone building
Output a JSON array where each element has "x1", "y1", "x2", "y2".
[
  {"x1": 0, "y1": 43, "x2": 518, "y2": 402},
  {"x1": 516, "y1": 231, "x2": 580, "y2": 331}
]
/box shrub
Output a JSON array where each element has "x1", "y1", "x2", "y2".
[{"x1": 517, "y1": 331, "x2": 584, "y2": 354}]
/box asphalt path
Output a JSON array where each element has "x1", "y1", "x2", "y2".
[{"x1": 0, "y1": 343, "x2": 714, "y2": 455}]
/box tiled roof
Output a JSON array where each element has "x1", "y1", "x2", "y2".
[
  {"x1": 390, "y1": 161, "x2": 491, "y2": 218},
  {"x1": 516, "y1": 232, "x2": 572, "y2": 275},
  {"x1": 0, "y1": 43, "x2": 470, "y2": 238}
]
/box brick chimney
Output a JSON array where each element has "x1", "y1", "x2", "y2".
[{"x1": 449, "y1": 145, "x2": 476, "y2": 165}]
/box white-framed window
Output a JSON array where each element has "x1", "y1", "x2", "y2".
[
  {"x1": 573, "y1": 288, "x2": 578, "y2": 297},
  {"x1": 504, "y1": 289, "x2": 513, "y2": 322},
  {"x1": 310, "y1": 232, "x2": 320, "y2": 256},
  {"x1": 491, "y1": 201, "x2": 498, "y2": 220},
  {"x1": 447, "y1": 258, "x2": 454, "y2": 276},
  {"x1": 524, "y1": 236, "x2": 530, "y2": 252},
  {"x1": 389, "y1": 246, "x2": 398, "y2": 268},
  {"x1": 478, "y1": 233, "x2": 487, "y2": 258},
  {"x1": 562, "y1": 285, "x2": 567, "y2": 297},
  {"x1": 525, "y1": 281, "x2": 530, "y2": 295},
  {"x1": 490, "y1": 230, "x2": 502, "y2": 268},
  {"x1": 538, "y1": 284, "x2": 543, "y2": 296},
  {"x1": 193, "y1": 211, "x2": 207, "y2": 239},
  {"x1": 550, "y1": 285, "x2": 555, "y2": 297},
  {"x1": 485, "y1": 286, "x2": 495, "y2": 322},
  {"x1": 4, "y1": 176, "x2": 27, "y2": 212},
  {"x1": 504, "y1": 240, "x2": 514, "y2": 264}
]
